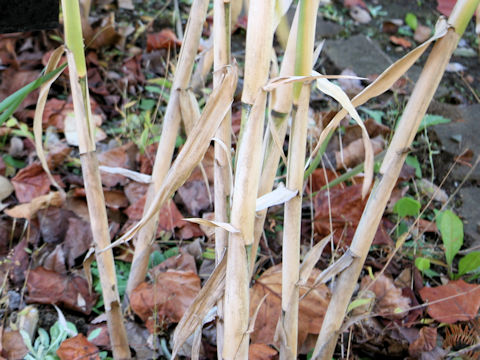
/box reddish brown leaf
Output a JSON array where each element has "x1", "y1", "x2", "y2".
[
  {"x1": 57, "y1": 334, "x2": 100, "y2": 360},
  {"x1": 87, "y1": 325, "x2": 110, "y2": 349},
  {"x1": 343, "y1": 0, "x2": 367, "y2": 8},
  {"x1": 1, "y1": 330, "x2": 28, "y2": 360},
  {"x1": 11, "y1": 163, "x2": 63, "y2": 203},
  {"x1": 176, "y1": 180, "x2": 211, "y2": 216},
  {"x1": 409, "y1": 327, "x2": 437, "y2": 357},
  {"x1": 63, "y1": 216, "x2": 94, "y2": 268},
  {"x1": 125, "y1": 198, "x2": 186, "y2": 232},
  {"x1": 121, "y1": 54, "x2": 145, "y2": 85},
  {"x1": 436, "y1": 0, "x2": 456, "y2": 16},
  {"x1": 414, "y1": 25, "x2": 432, "y2": 43},
  {"x1": 0, "y1": 70, "x2": 40, "y2": 114},
  {"x1": 130, "y1": 270, "x2": 201, "y2": 332},
  {"x1": 9, "y1": 238, "x2": 30, "y2": 286},
  {"x1": 382, "y1": 21, "x2": 399, "y2": 34},
  {"x1": 43, "y1": 245, "x2": 67, "y2": 274},
  {"x1": 26, "y1": 267, "x2": 98, "y2": 314},
  {"x1": 307, "y1": 169, "x2": 339, "y2": 194},
  {"x1": 124, "y1": 181, "x2": 149, "y2": 204},
  {"x1": 149, "y1": 250, "x2": 197, "y2": 277},
  {"x1": 98, "y1": 143, "x2": 136, "y2": 187},
  {"x1": 249, "y1": 344, "x2": 278, "y2": 360},
  {"x1": 389, "y1": 36, "x2": 412, "y2": 48},
  {"x1": 250, "y1": 264, "x2": 330, "y2": 352},
  {"x1": 104, "y1": 190, "x2": 129, "y2": 210},
  {"x1": 313, "y1": 183, "x2": 392, "y2": 247},
  {"x1": 419, "y1": 280, "x2": 480, "y2": 323},
  {"x1": 344, "y1": 118, "x2": 391, "y2": 146},
  {"x1": 360, "y1": 273, "x2": 411, "y2": 319},
  {"x1": 147, "y1": 29, "x2": 181, "y2": 52}
]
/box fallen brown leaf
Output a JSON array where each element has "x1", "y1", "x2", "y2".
[
  {"x1": 98, "y1": 143, "x2": 136, "y2": 187},
  {"x1": 409, "y1": 327, "x2": 437, "y2": 357},
  {"x1": 360, "y1": 273, "x2": 411, "y2": 319},
  {"x1": 26, "y1": 267, "x2": 98, "y2": 314},
  {"x1": 1, "y1": 330, "x2": 28, "y2": 360},
  {"x1": 130, "y1": 270, "x2": 201, "y2": 332},
  {"x1": 150, "y1": 250, "x2": 197, "y2": 276},
  {"x1": 249, "y1": 343, "x2": 278, "y2": 360},
  {"x1": 414, "y1": 25, "x2": 432, "y2": 43},
  {"x1": 57, "y1": 334, "x2": 100, "y2": 360},
  {"x1": 147, "y1": 29, "x2": 181, "y2": 52},
  {"x1": 11, "y1": 164, "x2": 64, "y2": 203},
  {"x1": 250, "y1": 264, "x2": 331, "y2": 353},
  {"x1": 5, "y1": 192, "x2": 63, "y2": 219},
  {"x1": 314, "y1": 183, "x2": 393, "y2": 247},
  {"x1": 419, "y1": 280, "x2": 480, "y2": 323},
  {"x1": 390, "y1": 36, "x2": 412, "y2": 49},
  {"x1": 436, "y1": 0, "x2": 456, "y2": 16}
]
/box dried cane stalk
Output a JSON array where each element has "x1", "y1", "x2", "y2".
[
  {"x1": 61, "y1": 0, "x2": 130, "y2": 357},
  {"x1": 125, "y1": 0, "x2": 209, "y2": 299},
  {"x1": 312, "y1": 1, "x2": 479, "y2": 358}
]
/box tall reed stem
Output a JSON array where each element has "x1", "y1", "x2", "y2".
[
  {"x1": 125, "y1": 0, "x2": 209, "y2": 299},
  {"x1": 213, "y1": 0, "x2": 233, "y2": 357},
  {"x1": 61, "y1": 0, "x2": 130, "y2": 357},
  {"x1": 312, "y1": 1, "x2": 479, "y2": 358},
  {"x1": 280, "y1": 1, "x2": 318, "y2": 358}
]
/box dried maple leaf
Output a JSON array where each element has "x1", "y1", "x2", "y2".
[
  {"x1": 130, "y1": 270, "x2": 201, "y2": 333},
  {"x1": 360, "y1": 273, "x2": 411, "y2": 319},
  {"x1": 419, "y1": 280, "x2": 480, "y2": 323},
  {"x1": 26, "y1": 267, "x2": 98, "y2": 314},
  {"x1": 250, "y1": 264, "x2": 330, "y2": 353},
  {"x1": 57, "y1": 334, "x2": 100, "y2": 360}
]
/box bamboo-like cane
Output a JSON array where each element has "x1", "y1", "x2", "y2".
[
  {"x1": 223, "y1": 1, "x2": 275, "y2": 358},
  {"x1": 213, "y1": 0, "x2": 233, "y2": 357},
  {"x1": 125, "y1": 0, "x2": 209, "y2": 299},
  {"x1": 280, "y1": 1, "x2": 318, "y2": 358},
  {"x1": 61, "y1": 0, "x2": 130, "y2": 358},
  {"x1": 312, "y1": 1, "x2": 479, "y2": 358},
  {"x1": 249, "y1": 5, "x2": 299, "y2": 277}
]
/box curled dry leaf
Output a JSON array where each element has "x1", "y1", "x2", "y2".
[
  {"x1": 335, "y1": 135, "x2": 384, "y2": 169},
  {"x1": 5, "y1": 191, "x2": 63, "y2": 219},
  {"x1": 360, "y1": 273, "x2": 411, "y2": 319},
  {"x1": 249, "y1": 343, "x2": 278, "y2": 360},
  {"x1": 130, "y1": 270, "x2": 201, "y2": 333},
  {"x1": 147, "y1": 29, "x2": 181, "y2": 52},
  {"x1": 250, "y1": 264, "x2": 331, "y2": 351},
  {"x1": 26, "y1": 267, "x2": 98, "y2": 315},
  {"x1": 408, "y1": 327, "x2": 437, "y2": 358},
  {"x1": 57, "y1": 334, "x2": 100, "y2": 360},
  {"x1": 419, "y1": 280, "x2": 480, "y2": 323},
  {"x1": 149, "y1": 250, "x2": 197, "y2": 277}
]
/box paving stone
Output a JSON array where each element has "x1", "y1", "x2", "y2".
[
  {"x1": 458, "y1": 187, "x2": 480, "y2": 246},
  {"x1": 428, "y1": 102, "x2": 480, "y2": 182}
]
